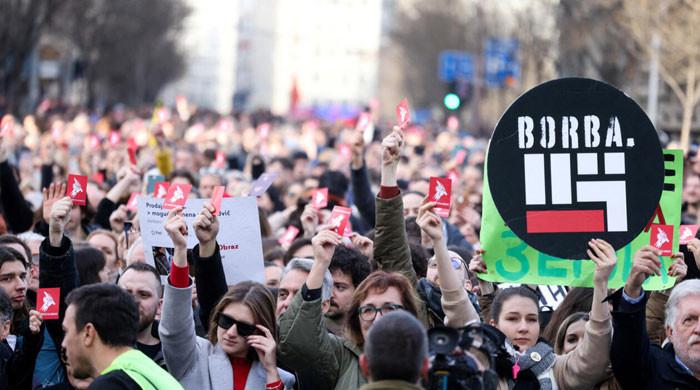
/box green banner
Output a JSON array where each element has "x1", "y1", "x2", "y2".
[{"x1": 480, "y1": 149, "x2": 683, "y2": 290}]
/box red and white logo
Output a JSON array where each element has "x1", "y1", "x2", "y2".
[
  {"x1": 312, "y1": 188, "x2": 329, "y2": 209},
  {"x1": 153, "y1": 182, "x2": 170, "y2": 199},
  {"x1": 679, "y1": 225, "x2": 699, "y2": 245},
  {"x1": 163, "y1": 183, "x2": 191, "y2": 210},
  {"x1": 650, "y1": 224, "x2": 673, "y2": 256},
  {"x1": 329, "y1": 206, "x2": 352, "y2": 237},
  {"x1": 278, "y1": 225, "x2": 300, "y2": 247},
  {"x1": 429, "y1": 177, "x2": 452, "y2": 218},
  {"x1": 37, "y1": 288, "x2": 60, "y2": 320},
  {"x1": 396, "y1": 98, "x2": 410, "y2": 129},
  {"x1": 67, "y1": 174, "x2": 88, "y2": 206}
]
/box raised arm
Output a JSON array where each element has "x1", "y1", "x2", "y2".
[
  {"x1": 609, "y1": 245, "x2": 662, "y2": 389},
  {"x1": 373, "y1": 127, "x2": 416, "y2": 285},
  {"x1": 350, "y1": 131, "x2": 376, "y2": 228},
  {"x1": 192, "y1": 202, "x2": 227, "y2": 331},
  {"x1": 94, "y1": 166, "x2": 140, "y2": 229},
  {"x1": 158, "y1": 207, "x2": 198, "y2": 380},
  {"x1": 554, "y1": 239, "x2": 615, "y2": 389},
  {"x1": 277, "y1": 229, "x2": 344, "y2": 389},
  {"x1": 417, "y1": 200, "x2": 479, "y2": 327},
  {"x1": 40, "y1": 195, "x2": 79, "y2": 347}
]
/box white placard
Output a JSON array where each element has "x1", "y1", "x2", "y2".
[{"x1": 138, "y1": 196, "x2": 264, "y2": 285}]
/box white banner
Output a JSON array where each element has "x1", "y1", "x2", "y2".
[{"x1": 138, "y1": 196, "x2": 264, "y2": 285}]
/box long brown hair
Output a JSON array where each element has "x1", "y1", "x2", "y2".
[
  {"x1": 346, "y1": 271, "x2": 419, "y2": 348},
  {"x1": 208, "y1": 281, "x2": 277, "y2": 360}
]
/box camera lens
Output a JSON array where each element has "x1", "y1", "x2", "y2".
[{"x1": 436, "y1": 336, "x2": 447, "y2": 345}]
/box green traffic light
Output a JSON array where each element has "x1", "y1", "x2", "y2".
[{"x1": 444, "y1": 93, "x2": 461, "y2": 110}]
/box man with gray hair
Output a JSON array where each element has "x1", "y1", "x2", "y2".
[
  {"x1": 359, "y1": 311, "x2": 428, "y2": 390},
  {"x1": 610, "y1": 245, "x2": 700, "y2": 388},
  {"x1": 276, "y1": 257, "x2": 333, "y2": 317}
]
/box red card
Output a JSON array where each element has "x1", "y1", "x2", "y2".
[
  {"x1": 278, "y1": 225, "x2": 300, "y2": 247},
  {"x1": 210, "y1": 186, "x2": 225, "y2": 215},
  {"x1": 356, "y1": 112, "x2": 371, "y2": 131},
  {"x1": 214, "y1": 151, "x2": 226, "y2": 168},
  {"x1": 679, "y1": 225, "x2": 699, "y2": 245},
  {"x1": 126, "y1": 192, "x2": 140, "y2": 212},
  {"x1": 311, "y1": 188, "x2": 329, "y2": 209},
  {"x1": 127, "y1": 146, "x2": 138, "y2": 166},
  {"x1": 429, "y1": 177, "x2": 452, "y2": 218},
  {"x1": 650, "y1": 224, "x2": 673, "y2": 256},
  {"x1": 329, "y1": 206, "x2": 352, "y2": 237},
  {"x1": 153, "y1": 181, "x2": 170, "y2": 199},
  {"x1": 66, "y1": 174, "x2": 88, "y2": 206},
  {"x1": 163, "y1": 183, "x2": 191, "y2": 210},
  {"x1": 396, "y1": 98, "x2": 410, "y2": 129},
  {"x1": 37, "y1": 288, "x2": 60, "y2": 320},
  {"x1": 109, "y1": 131, "x2": 121, "y2": 146},
  {"x1": 454, "y1": 149, "x2": 467, "y2": 165}
]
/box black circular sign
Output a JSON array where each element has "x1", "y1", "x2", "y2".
[{"x1": 487, "y1": 78, "x2": 664, "y2": 259}]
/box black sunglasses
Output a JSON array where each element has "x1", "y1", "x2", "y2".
[{"x1": 216, "y1": 313, "x2": 258, "y2": 337}]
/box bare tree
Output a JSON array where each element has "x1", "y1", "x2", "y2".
[
  {"x1": 618, "y1": 0, "x2": 700, "y2": 152},
  {"x1": 0, "y1": 0, "x2": 65, "y2": 112}
]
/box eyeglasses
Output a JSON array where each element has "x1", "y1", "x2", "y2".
[
  {"x1": 358, "y1": 303, "x2": 404, "y2": 321},
  {"x1": 216, "y1": 313, "x2": 258, "y2": 337}
]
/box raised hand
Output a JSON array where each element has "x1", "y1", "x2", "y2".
[
  {"x1": 247, "y1": 325, "x2": 280, "y2": 382},
  {"x1": 586, "y1": 239, "x2": 617, "y2": 285},
  {"x1": 667, "y1": 252, "x2": 688, "y2": 283},
  {"x1": 685, "y1": 238, "x2": 700, "y2": 270},
  {"x1": 625, "y1": 245, "x2": 662, "y2": 298},
  {"x1": 381, "y1": 126, "x2": 404, "y2": 167},
  {"x1": 350, "y1": 130, "x2": 365, "y2": 170},
  {"x1": 28, "y1": 310, "x2": 43, "y2": 334},
  {"x1": 349, "y1": 232, "x2": 373, "y2": 259},
  {"x1": 42, "y1": 182, "x2": 67, "y2": 223},
  {"x1": 417, "y1": 200, "x2": 443, "y2": 244},
  {"x1": 300, "y1": 204, "x2": 319, "y2": 238},
  {"x1": 311, "y1": 228, "x2": 341, "y2": 266},
  {"x1": 164, "y1": 207, "x2": 188, "y2": 251},
  {"x1": 193, "y1": 203, "x2": 219, "y2": 257},
  {"x1": 49, "y1": 197, "x2": 73, "y2": 246},
  {"x1": 109, "y1": 205, "x2": 129, "y2": 233}
]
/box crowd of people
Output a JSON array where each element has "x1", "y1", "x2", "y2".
[{"x1": 0, "y1": 101, "x2": 698, "y2": 389}]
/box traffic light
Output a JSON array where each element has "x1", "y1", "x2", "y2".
[{"x1": 443, "y1": 93, "x2": 461, "y2": 110}]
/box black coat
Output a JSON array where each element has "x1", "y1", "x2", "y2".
[{"x1": 609, "y1": 288, "x2": 700, "y2": 389}]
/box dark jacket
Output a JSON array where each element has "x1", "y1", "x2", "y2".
[
  {"x1": 609, "y1": 288, "x2": 700, "y2": 389},
  {"x1": 350, "y1": 165, "x2": 376, "y2": 228},
  {"x1": 0, "y1": 160, "x2": 34, "y2": 233},
  {"x1": 1, "y1": 324, "x2": 45, "y2": 390}
]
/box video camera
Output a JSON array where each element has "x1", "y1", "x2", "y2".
[{"x1": 425, "y1": 323, "x2": 502, "y2": 390}]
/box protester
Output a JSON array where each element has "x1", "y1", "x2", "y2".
[
  {"x1": 469, "y1": 239, "x2": 616, "y2": 389},
  {"x1": 325, "y1": 245, "x2": 372, "y2": 336},
  {"x1": 610, "y1": 246, "x2": 700, "y2": 388},
  {"x1": 117, "y1": 263, "x2": 165, "y2": 368},
  {"x1": 358, "y1": 311, "x2": 428, "y2": 390},
  {"x1": 160, "y1": 206, "x2": 295, "y2": 389},
  {"x1": 61, "y1": 283, "x2": 182, "y2": 389},
  {"x1": 0, "y1": 288, "x2": 43, "y2": 390}
]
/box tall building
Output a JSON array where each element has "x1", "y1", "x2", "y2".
[
  {"x1": 161, "y1": 0, "x2": 239, "y2": 113},
  {"x1": 235, "y1": 0, "x2": 383, "y2": 116}
]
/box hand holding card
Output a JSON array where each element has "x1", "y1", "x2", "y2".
[
  {"x1": 66, "y1": 174, "x2": 88, "y2": 206},
  {"x1": 328, "y1": 206, "x2": 352, "y2": 237},
  {"x1": 37, "y1": 288, "x2": 60, "y2": 320},
  {"x1": 650, "y1": 224, "x2": 673, "y2": 256},
  {"x1": 163, "y1": 183, "x2": 191, "y2": 210},
  {"x1": 210, "y1": 185, "x2": 225, "y2": 215},
  {"x1": 428, "y1": 177, "x2": 452, "y2": 218}
]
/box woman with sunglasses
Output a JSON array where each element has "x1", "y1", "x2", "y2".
[{"x1": 160, "y1": 205, "x2": 295, "y2": 390}]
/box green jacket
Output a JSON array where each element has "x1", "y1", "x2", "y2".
[
  {"x1": 359, "y1": 380, "x2": 424, "y2": 390},
  {"x1": 278, "y1": 292, "x2": 366, "y2": 390},
  {"x1": 101, "y1": 349, "x2": 183, "y2": 390}
]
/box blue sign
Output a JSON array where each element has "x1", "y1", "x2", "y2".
[
  {"x1": 484, "y1": 38, "x2": 519, "y2": 87},
  {"x1": 439, "y1": 51, "x2": 474, "y2": 82}
]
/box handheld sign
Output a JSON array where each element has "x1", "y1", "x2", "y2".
[
  {"x1": 329, "y1": 206, "x2": 352, "y2": 237},
  {"x1": 163, "y1": 183, "x2": 191, "y2": 210},
  {"x1": 37, "y1": 288, "x2": 60, "y2": 320},
  {"x1": 486, "y1": 78, "x2": 664, "y2": 259},
  {"x1": 429, "y1": 177, "x2": 452, "y2": 218},
  {"x1": 66, "y1": 174, "x2": 88, "y2": 206},
  {"x1": 396, "y1": 98, "x2": 410, "y2": 129},
  {"x1": 311, "y1": 188, "x2": 329, "y2": 209},
  {"x1": 679, "y1": 225, "x2": 699, "y2": 245},
  {"x1": 210, "y1": 185, "x2": 225, "y2": 215},
  {"x1": 126, "y1": 192, "x2": 140, "y2": 212},
  {"x1": 650, "y1": 224, "x2": 673, "y2": 256},
  {"x1": 356, "y1": 112, "x2": 371, "y2": 132},
  {"x1": 278, "y1": 225, "x2": 300, "y2": 247},
  {"x1": 127, "y1": 145, "x2": 138, "y2": 166},
  {"x1": 249, "y1": 173, "x2": 279, "y2": 197},
  {"x1": 153, "y1": 181, "x2": 170, "y2": 199}
]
